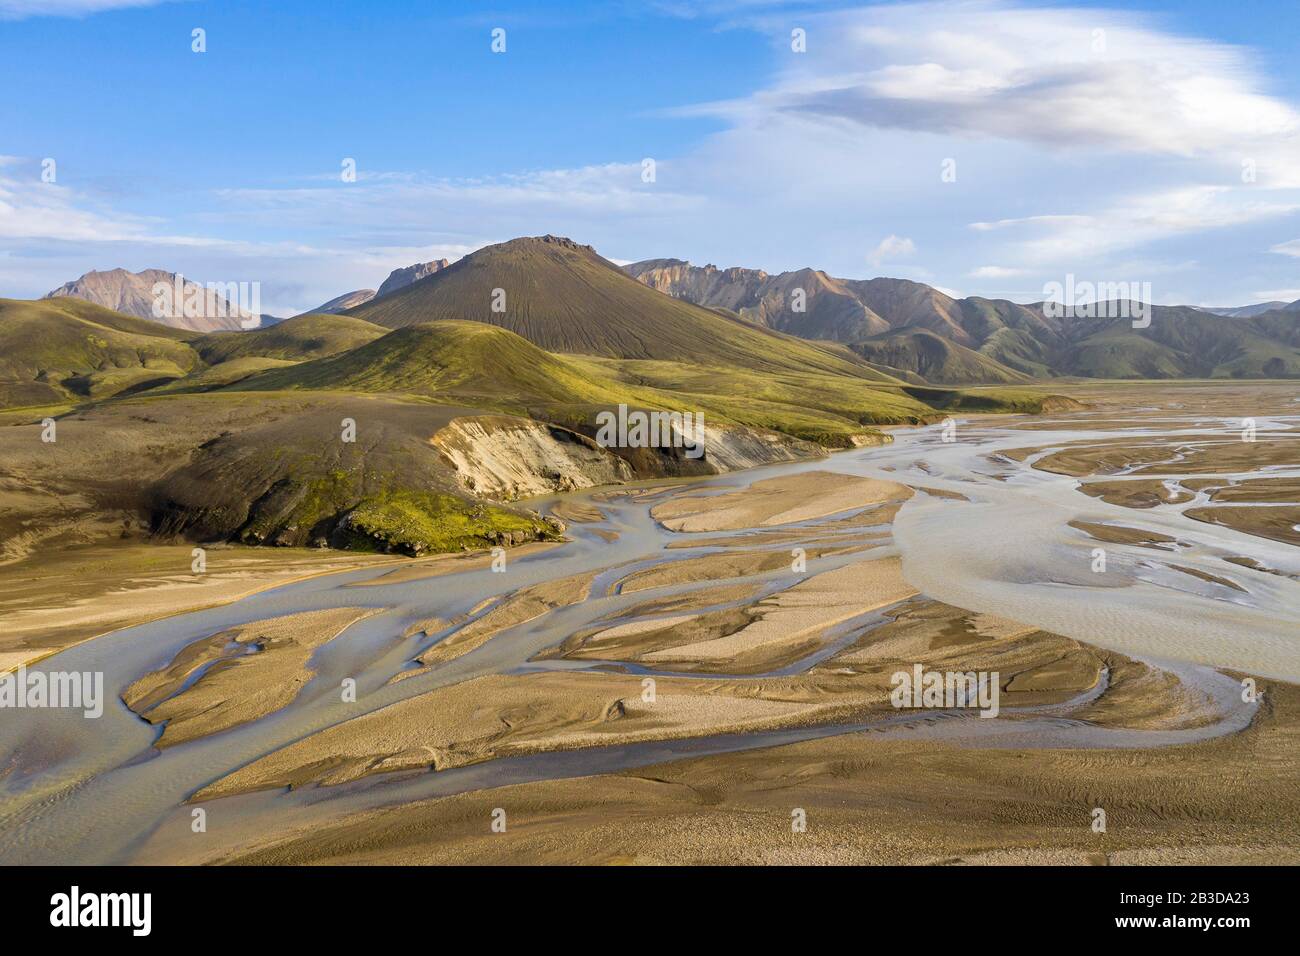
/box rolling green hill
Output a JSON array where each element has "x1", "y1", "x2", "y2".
[
  {"x1": 143, "y1": 395, "x2": 560, "y2": 555},
  {"x1": 193, "y1": 312, "x2": 387, "y2": 364},
  {"x1": 232, "y1": 321, "x2": 645, "y2": 415},
  {"x1": 152, "y1": 356, "x2": 300, "y2": 393},
  {"x1": 1058, "y1": 307, "x2": 1300, "y2": 379},
  {"x1": 2, "y1": 275, "x2": 1068, "y2": 449},
  {"x1": 850, "y1": 329, "x2": 1032, "y2": 384},
  {"x1": 231, "y1": 319, "x2": 1068, "y2": 447},
  {"x1": 0, "y1": 297, "x2": 200, "y2": 408}
]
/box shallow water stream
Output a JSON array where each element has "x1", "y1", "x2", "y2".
[{"x1": 1, "y1": 413, "x2": 1296, "y2": 864}]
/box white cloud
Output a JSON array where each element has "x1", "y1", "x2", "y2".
[
  {"x1": 968, "y1": 265, "x2": 1026, "y2": 279},
  {"x1": 972, "y1": 184, "x2": 1300, "y2": 267},
  {"x1": 970, "y1": 215, "x2": 1088, "y2": 233},
  {"x1": 208, "y1": 163, "x2": 700, "y2": 244},
  {"x1": 868, "y1": 234, "x2": 915, "y2": 266},
  {"x1": 967, "y1": 186, "x2": 1300, "y2": 267},
  {"x1": 1270, "y1": 239, "x2": 1300, "y2": 258},
  {"x1": 716, "y1": 2, "x2": 1300, "y2": 181}
]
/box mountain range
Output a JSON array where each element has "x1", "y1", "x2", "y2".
[
  {"x1": 625, "y1": 258, "x2": 1300, "y2": 382},
  {"x1": 17, "y1": 234, "x2": 1300, "y2": 400},
  {"x1": 3, "y1": 236, "x2": 1065, "y2": 431},
  {"x1": 45, "y1": 259, "x2": 457, "y2": 331}
]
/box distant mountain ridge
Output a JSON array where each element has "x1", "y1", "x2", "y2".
[
  {"x1": 628, "y1": 258, "x2": 892, "y2": 342},
  {"x1": 43, "y1": 269, "x2": 263, "y2": 333},
  {"x1": 626, "y1": 258, "x2": 1300, "y2": 382},
  {"x1": 299, "y1": 289, "x2": 377, "y2": 317},
  {"x1": 46, "y1": 258, "x2": 457, "y2": 330},
  {"x1": 376, "y1": 258, "x2": 451, "y2": 297},
  {"x1": 297, "y1": 258, "x2": 453, "y2": 316},
  {"x1": 1199, "y1": 300, "x2": 1300, "y2": 318}
]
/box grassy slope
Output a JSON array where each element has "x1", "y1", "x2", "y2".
[
  {"x1": 849, "y1": 329, "x2": 1032, "y2": 385},
  {"x1": 0, "y1": 297, "x2": 200, "y2": 407},
  {"x1": 233, "y1": 320, "x2": 942, "y2": 444},
  {"x1": 231, "y1": 322, "x2": 647, "y2": 413},
  {"x1": 231, "y1": 320, "x2": 1067, "y2": 446},
  {"x1": 350, "y1": 236, "x2": 903, "y2": 382},
  {"x1": 900, "y1": 384, "x2": 1072, "y2": 413},
  {"x1": 0, "y1": 307, "x2": 393, "y2": 408},
  {"x1": 1056, "y1": 309, "x2": 1300, "y2": 379},
  {"x1": 232, "y1": 321, "x2": 849, "y2": 442},
  {"x1": 193, "y1": 313, "x2": 387, "y2": 364},
  {"x1": 573, "y1": 356, "x2": 940, "y2": 440},
  {"x1": 338, "y1": 489, "x2": 557, "y2": 555},
  {"x1": 153, "y1": 356, "x2": 299, "y2": 393}
]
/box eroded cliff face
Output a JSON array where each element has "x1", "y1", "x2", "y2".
[
  {"x1": 430, "y1": 415, "x2": 828, "y2": 502},
  {"x1": 431, "y1": 417, "x2": 635, "y2": 500},
  {"x1": 690, "y1": 423, "x2": 825, "y2": 471}
]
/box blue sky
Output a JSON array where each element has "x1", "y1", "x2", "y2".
[{"x1": 2, "y1": 0, "x2": 1299, "y2": 314}]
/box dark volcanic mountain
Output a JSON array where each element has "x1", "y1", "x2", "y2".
[{"x1": 348, "y1": 236, "x2": 897, "y2": 379}]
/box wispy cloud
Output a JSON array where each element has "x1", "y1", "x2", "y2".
[
  {"x1": 0, "y1": 158, "x2": 682, "y2": 313},
  {"x1": 0, "y1": 0, "x2": 177, "y2": 19},
  {"x1": 214, "y1": 163, "x2": 698, "y2": 227},
  {"x1": 0, "y1": 163, "x2": 154, "y2": 241},
  {"x1": 697, "y1": 1, "x2": 1300, "y2": 177},
  {"x1": 968, "y1": 186, "x2": 1300, "y2": 265}
]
